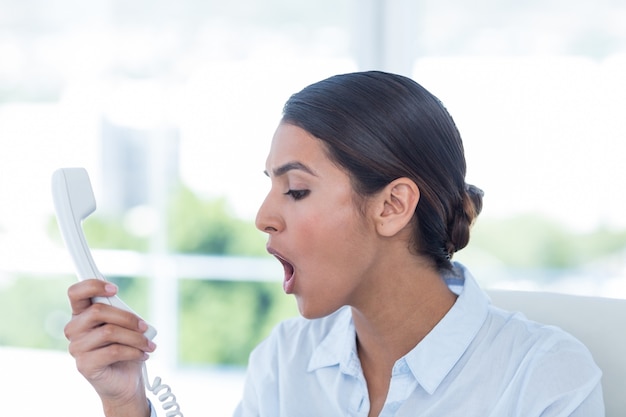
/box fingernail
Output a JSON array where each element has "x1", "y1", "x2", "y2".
[
  {"x1": 148, "y1": 340, "x2": 157, "y2": 351},
  {"x1": 104, "y1": 283, "x2": 118, "y2": 294},
  {"x1": 138, "y1": 320, "x2": 148, "y2": 331}
]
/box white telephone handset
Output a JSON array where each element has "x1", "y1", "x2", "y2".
[
  {"x1": 52, "y1": 167, "x2": 183, "y2": 416},
  {"x1": 51, "y1": 167, "x2": 157, "y2": 339}
]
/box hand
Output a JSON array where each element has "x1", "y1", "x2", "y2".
[{"x1": 64, "y1": 279, "x2": 156, "y2": 416}]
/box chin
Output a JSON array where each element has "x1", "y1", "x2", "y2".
[
  {"x1": 299, "y1": 310, "x2": 327, "y2": 320},
  {"x1": 296, "y1": 297, "x2": 341, "y2": 320}
]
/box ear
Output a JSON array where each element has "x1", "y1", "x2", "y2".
[{"x1": 374, "y1": 177, "x2": 420, "y2": 237}]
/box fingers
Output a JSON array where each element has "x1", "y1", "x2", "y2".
[
  {"x1": 65, "y1": 279, "x2": 156, "y2": 363},
  {"x1": 69, "y1": 321, "x2": 155, "y2": 364},
  {"x1": 71, "y1": 333, "x2": 150, "y2": 399},
  {"x1": 64, "y1": 301, "x2": 152, "y2": 342},
  {"x1": 67, "y1": 279, "x2": 118, "y2": 315},
  {"x1": 64, "y1": 279, "x2": 157, "y2": 406}
]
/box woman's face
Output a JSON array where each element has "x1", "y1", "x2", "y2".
[{"x1": 255, "y1": 123, "x2": 381, "y2": 319}]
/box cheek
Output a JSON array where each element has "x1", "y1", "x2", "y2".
[{"x1": 298, "y1": 206, "x2": 370, "y2": 263}]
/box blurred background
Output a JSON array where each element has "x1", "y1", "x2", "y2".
[{"x1": 0, "y1": 0, "x2": 625, "y2": 415}]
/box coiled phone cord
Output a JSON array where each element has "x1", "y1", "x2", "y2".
[{"x1": 142, "y1": 362, "x2": 184, "y2": 417}]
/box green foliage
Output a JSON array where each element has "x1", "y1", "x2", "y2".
[
  {"x1": 167, "y1": 187, "x2": 267, "y2": 256},
  {"x1": 178, "y1": 279, "x2": 297, "y2": 365},
  {"x1": 163, "y1": 187, "x2": 293, "y2": 365},
  {"x1": 47, "y1": 184, "x2": 267, "y2": 257},
  {"x1": 0, "y1": 275, "x2": 74, "y2": 349},
  {"x1": 47, "y1": 213, "x2": 150, "y2": 252},
  {"x1": 468, "y1": 214, "x2": 626, "y2": 269},
  {"x1": 85, "y1": 217, "x2": 151, "y2": 251},
  {"x1": 0, "y1": 274, "x2": 151, "y2": 350},
  {"x1": 107, "y1": 276, "x2": 151, "y2": 317}
]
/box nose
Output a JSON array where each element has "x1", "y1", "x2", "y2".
[{"x1": 255, "y1": 191, "x2": 282, "y2": 234}]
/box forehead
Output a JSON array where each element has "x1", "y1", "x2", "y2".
[{"x1": 264, "y1": 123, "x2": 331, "y2": 174}]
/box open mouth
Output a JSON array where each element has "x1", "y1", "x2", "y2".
[{"x1": 268, "y1": 248, "x2": 296, "y2": 294}]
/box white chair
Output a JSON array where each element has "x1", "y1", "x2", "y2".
[{"x1": 488, "y1": 290, "x2": 626, "y2": 417}]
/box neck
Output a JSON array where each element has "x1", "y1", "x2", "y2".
[
  {"x1": 350, "y1": 259, "x2": 456, "y2": 417},
  {"x1": 352, "y1": 261, "x2": 457, "y2": 373}
]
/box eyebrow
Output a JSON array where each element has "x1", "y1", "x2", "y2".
[{"x1": 264, "y1": 161, "x2": 318, "y2": 178}]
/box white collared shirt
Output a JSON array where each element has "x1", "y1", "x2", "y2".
[{"x1": 232, "y1": 263, "x2": 604, "y2": 417}]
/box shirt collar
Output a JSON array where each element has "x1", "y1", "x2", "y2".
[
  {"x1": 307, "y1": 306, "x2": 355, "y2": 372},
  {"x1": 307, "y1": 263, "x2": 490, "y2": 392},
  {"x1": 405, "y1": 263, "x2": 489, "y2": 394}
]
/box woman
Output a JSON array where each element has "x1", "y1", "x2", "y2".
[{"x1": 65, "y1": 71, "x2": 604, "y2": 416}]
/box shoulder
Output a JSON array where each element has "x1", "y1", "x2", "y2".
[
  {"x1": 483, "y1": 303, "x2": 598, "y2": 369},
  {"x1": 486, "y1": 303, "x2": 594, "y2": 356},
  {"x1": 479, "y1": 305, "x2": 602, "y2": 413}
]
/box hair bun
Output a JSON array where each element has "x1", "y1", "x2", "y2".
[
  {"x1": 465, "y1": 183, "x2": 484, "y2": 221},
  {"x1": 446, "y1": 183, "x2": 484, "y2": 257}
]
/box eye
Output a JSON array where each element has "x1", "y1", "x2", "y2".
[{"x1": 284, "y1": 189, "x2": 310, "y2": 200}]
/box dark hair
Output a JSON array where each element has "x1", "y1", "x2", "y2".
[{"x1": 281, "y1": 71, "x2": 483, "y2": 270}]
